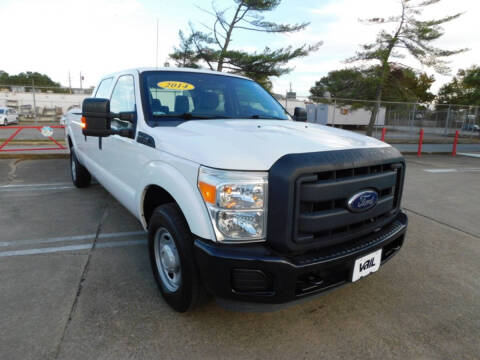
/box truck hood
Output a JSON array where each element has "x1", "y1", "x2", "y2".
[{"x1": 153, "y1": 119, "x2": 390, "y2": 170}]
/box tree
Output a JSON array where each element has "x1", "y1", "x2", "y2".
[
  {"x1": 0, "y1": 71, "x2": 60, "y2": 87},
  {"x1": 437, "y1": 66, "x2": 480, "y2": 105},
  {"x1": 169, "y1": 0, "x2": 322, "y2": 90},
  {"x1": 169, "y1": 31, "x2": 201, "y2": 69},
  {"x1": 309, "y1": 66, "x2": 435, "y2": 104},
  {"x1": 348, "y1": 0, "x2": 467, "y2": 135}
]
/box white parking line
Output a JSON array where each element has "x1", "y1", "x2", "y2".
[
  {"x1": 0, "y1": 183, "x2": 76, "y2": 192},
  {"x1": 0, "y1": 239, "x2": 147, "y2": 258},
  {"x1": 424, "y1": 168, "x2": 480, "y2": 173},
  {"x1": 0, "y1": 183, "x2": 72, "y2": 188},
  {"x1": 458, "y1": 152, "x2": 480, "y2": 158},
  {"x1": 0, "y1": 230, "x2": 146, "y2": 247}
]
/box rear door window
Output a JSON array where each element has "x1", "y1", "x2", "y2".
[{"x1": 95, "y1": 78, "x2": 113, "y2": 99}]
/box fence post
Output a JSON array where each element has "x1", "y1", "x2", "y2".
[
  {"x1": 444, "y1": 105, "x2": 451, "y2": 136},
  {"x1": 381, "y1": 127, "x2": 386, "y2": 141},
  {"x1": 417, "y1": 128, "x2": 424, "y2": 157},
  {"x1": 32, "y1": 79, "x2": 38, "y2": 124},
  {"x1": 410, "y1": 103, "x2": 417, "y2": 137},
  {"x1": 473, "y1": 106, "x2": 479, "y2": 139},
  {"x1": 452, "y1": 130, "x2": 459, "y2": 156},
  {"x1": 332, "y1": 98, "x2": 336, "y2": 127}
]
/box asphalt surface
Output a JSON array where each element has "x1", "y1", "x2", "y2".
[
  {"x1": 0, "y1": 155, "x2": 479, "y2": 360},
  {"x1": 0, "y1": 126, "x2": 65, "y2": 141}
]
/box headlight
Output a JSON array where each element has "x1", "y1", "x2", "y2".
[{"x1": 198, "y1": 166, "x2": 268, "y2": 243}]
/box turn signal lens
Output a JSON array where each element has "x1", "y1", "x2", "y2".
[
  {"x1": 81, "y1": 116, "x2": 86, "y2": 129},
  {"x1": 198, "y1": 181, "x2": 216, "y2": 204}
]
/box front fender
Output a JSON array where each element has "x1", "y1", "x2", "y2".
[{"x1": 136, "y1": 159, "x2": 215, "y2": 241}]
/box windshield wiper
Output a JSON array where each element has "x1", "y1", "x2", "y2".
[
  {"x1": 249, "y1": 114, "x2": 282, "y2": 120},
  {"x1": 153, "y1": 112, "x2": 224, "y2": 120}
]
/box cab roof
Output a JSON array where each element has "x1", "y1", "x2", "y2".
[{"x1": 102, "y1": 67, "x2": 252, "y2": 81}]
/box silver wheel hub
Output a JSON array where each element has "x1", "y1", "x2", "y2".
[{"x1": 154, "y1": 228, "x2": 181, "y2": 292}]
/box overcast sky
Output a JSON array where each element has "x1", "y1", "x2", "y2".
[{"x1": 1, "y1": 0, "x2": 477, "y2": 96}]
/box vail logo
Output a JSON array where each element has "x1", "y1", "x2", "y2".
[{"x1": 359, "y1": 257, "x2": 376, "y2": 272}]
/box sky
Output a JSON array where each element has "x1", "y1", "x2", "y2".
[{"x1": 0, "y1": 0, "x2": 477, "y2": 96}]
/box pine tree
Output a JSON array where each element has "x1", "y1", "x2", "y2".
[
  {"x1": 348, "y1": 0, "x2": 467, "y2": 135},
  {"x1": 169, "y1": 0, "x2": 322, "y2": 90}
]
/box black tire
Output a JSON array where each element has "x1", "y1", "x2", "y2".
[
  {"x1": 3, "y1": 119, "x2": 6, "y2": 127},
  {"x1": 148, "y1": 203, "x2": 205, "y2": 312},
  {"x1": 70, "y1": 148, "x2": 91, "y2": 188}
]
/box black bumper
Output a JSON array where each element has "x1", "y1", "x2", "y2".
[{"x1": 194, "y1": 211, "x2": 407, "y2": 308}]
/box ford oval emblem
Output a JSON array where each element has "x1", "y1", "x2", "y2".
[{"x1": 347, "y1": 190, "x2": 378, "y2": 213}]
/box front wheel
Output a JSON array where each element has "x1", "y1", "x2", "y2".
[
  {"x1": 148, "y1": 203, "x2": 205, "y2": 312},
  {"x1": 70, "y1": 148, "x2": 91, "y2": 188},
  {"x1": 3, "y1": 119, "x2": 6, "y2": 127}
]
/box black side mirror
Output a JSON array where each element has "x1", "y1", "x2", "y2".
[
  {"x1": 82, "y1": 98, "x2": 113, "y2": 137},
  {"x1": 293, "y1": 107, "x2": 307, "y2": 122}
]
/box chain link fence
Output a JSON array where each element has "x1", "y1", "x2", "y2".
[
  {"x1": 278, "y1": 96, "x2": 480, "y2": 142},
  {"x1": 1, "y1": 85, "x2": 479, "y2": 142}
]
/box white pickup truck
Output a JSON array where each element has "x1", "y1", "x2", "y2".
[{"x1": 65, "y1": 67, "x2": 407, "y2": 312}]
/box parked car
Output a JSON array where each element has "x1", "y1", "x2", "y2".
[
  {"x1": 0, "y1": 107, "x2": 19, "y2": 126},
  {"x1": 65, "y1": 68, "x2": 408, "y2": 312},
  {"x1": 461, "y1": 123, "x2": 479, "y2": 132}
]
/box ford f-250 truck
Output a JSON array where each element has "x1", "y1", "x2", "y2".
[{"x1": 65, "y1": 68, "x2": 407, "y2": 312}]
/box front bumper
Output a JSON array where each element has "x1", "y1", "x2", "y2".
[{"x1": 194, "y1": 211, "x2": 407, "y2": 309}]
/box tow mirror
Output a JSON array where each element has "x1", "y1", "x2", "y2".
[
  {"x1": 293, "y1": 107, "x2": 307, "y2": 122},
  {"x1": 82, "y1": 98, "x2": 113, "y2": 137}
]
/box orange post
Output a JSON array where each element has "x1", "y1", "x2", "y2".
[
  {"x1": 452, "y1": 130, "x2": 459, "y2": 156},
  {"x1": 417, "y1": 129, "x2": 424, "y2": 157},
  {"x1": 381, "y1": 127, "x2": 386, "y2": 142}
]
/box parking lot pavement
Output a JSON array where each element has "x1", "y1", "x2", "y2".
[
  {"x1": 0, "y1": 156, "x2": 479, "y2": 360},
  {"x1": 402, "y1": 154, "x2": 480, "y2": 237}
]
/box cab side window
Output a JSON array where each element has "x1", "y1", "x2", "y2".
[
  {"x1": 95, "y1": 78, "x2": 113, "y2": 99},
  {"x1": 110, "y1": 75, "x2": 136, "y2": 130}
]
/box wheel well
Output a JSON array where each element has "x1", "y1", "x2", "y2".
[
  {"x1": 142, "y1": 185, "x2": 176, "y2": 227},
  {"x1": 67, "y1": 135, "x2": 73, "y2": 149}
]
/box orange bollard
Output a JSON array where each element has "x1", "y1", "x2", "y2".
[
  {"x1": 417, "y1": 129, "x2": 424, "y2": 157},
  {"x1": 452, "y1": 130, "x2": 459, "y2": 156},
  {"x1": 381, "y1": 127, "x2": 386, "y2": 142}
]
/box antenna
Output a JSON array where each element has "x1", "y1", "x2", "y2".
[{"x1": 156, "y1": 19, "x2": 159, "y2": 69}]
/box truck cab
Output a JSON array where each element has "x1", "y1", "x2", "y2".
[{"x1": 65, "y1": 68, "x2": 407, "y2": 312}]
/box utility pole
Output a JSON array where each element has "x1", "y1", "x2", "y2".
[
  {"x1": 68, "y1": 71, "x2": 72, "y2": 94},
  {"x1": 79, "y1": 71, "x2": 83, "y2": 90}
]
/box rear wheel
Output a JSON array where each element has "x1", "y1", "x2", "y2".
[
  {"x1": 70, "y1": 148, "x2": 91, "y2": 188},
  {"x1": 148, "y1": 203, "x2": 205, "y2": 312}
]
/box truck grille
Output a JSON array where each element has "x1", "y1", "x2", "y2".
[
  {"x1": 293, "y1": 162, "x2": 403, "y2": 248},
  {"x1": 267, "y1": 147, "x2": 406, "y2": 253}
]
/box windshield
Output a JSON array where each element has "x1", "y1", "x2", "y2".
[
  {"x1": 0, "y1": 109, "x2": 4, "y2": 114},
  {"x1": 141, "y1": 71, "x2": 289, "y2": 125}
]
